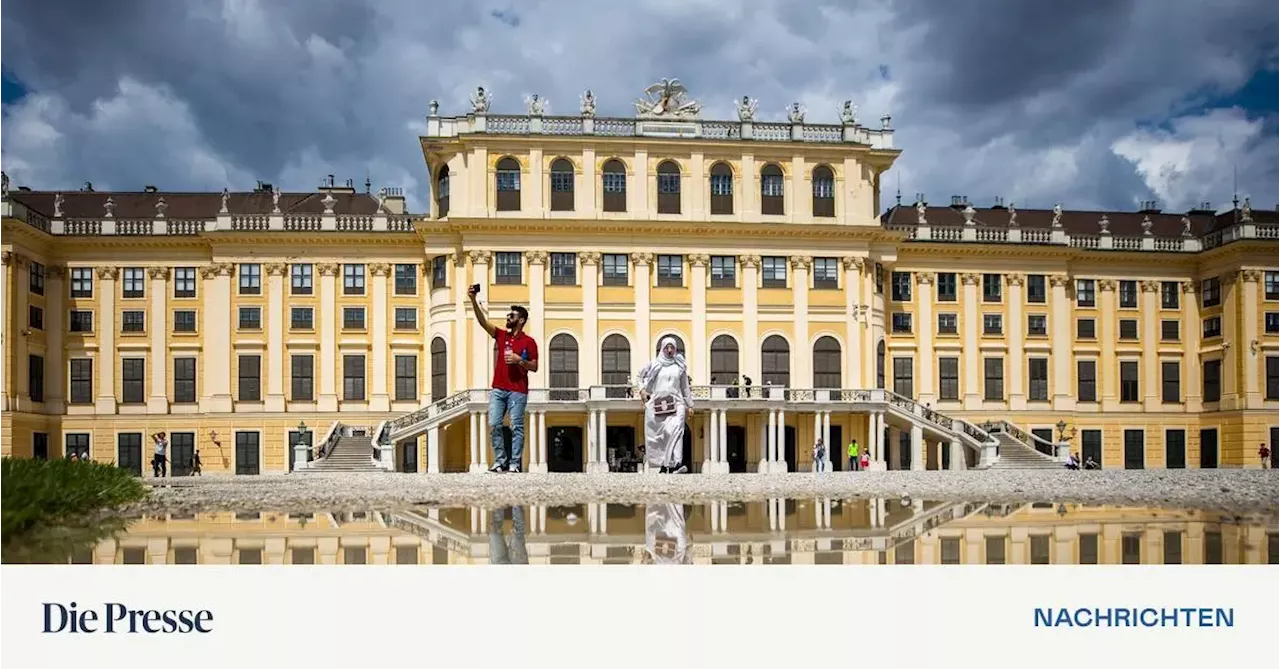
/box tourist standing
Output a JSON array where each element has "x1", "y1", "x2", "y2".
[
  {"x1": 638, "y1": 336, "x2": 694, "y2": 474},
  {"x1": 468, "y1": 285, "x2": 539, "y2": 473},
  {"x1": 860, "y1": 451, "x2": 870, "y2": 471},
  {"x1": 1259, "y1": 442, "x2": 1271, "y2": 469},
  {"x1": 192, "y1": 449, "x2": 203, "y2": 476},
  {"x1": 848, "y1": 438, "x2": 860, "y2": 471},
  {"x1": 151, "y1": 432, "x2": 168, "y2": 477},
  {"x1": 812, "y1": 437, "x2": 826, "y2": 473}
]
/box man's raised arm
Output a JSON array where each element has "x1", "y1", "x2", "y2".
[{"x1": 467, "y1": 285, "x2": 498, "y2": 338}]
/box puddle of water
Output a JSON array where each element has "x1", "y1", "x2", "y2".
[{"x1": 9, "y1": 500, "x2": 1278, "y2": 566}]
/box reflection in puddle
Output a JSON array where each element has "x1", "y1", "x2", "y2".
[{"x1": 20, "y1": 499, "x2": 1280, "y2": 566}]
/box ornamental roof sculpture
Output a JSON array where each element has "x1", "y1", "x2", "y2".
[
  {"x1": 735, "y1": 96, "x2": 758, "y2": 122},
  {"x1": 634, "y1": 78, "x2": 702, "y2": 118}
]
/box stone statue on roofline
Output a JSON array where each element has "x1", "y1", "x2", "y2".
[
  {"x1": 54, "y1": 193, "x2": 65, "y2": 217},
  {"x1": 272, "y1": 187, "x2": 281, "y2": 214},
  {"x1": 1051, "y1": 203, "x2": 1063, "y2": 228},
  {"x1": 1241, "y1": 197, "x2": 1252, "y2": 222},
  {"x1": 580, "y1": 90, "x2": 596, "y2": 117},
  {"x1": 470, "y1": 86, "x2": 492, "y2": 114},
  {"x1": 736, "y1": 96, "x2": 758, "y2": 122},
  {"x1": 840, "y1": 100, "x2": 858, "y2": 125},
  {"x1": 1181, "y1": 215, "x2": 1192, "y2": 237},
  {"x1": 525, "y1": 93, "x2": 547, "y2": 116},
  {"x1": 915, "y1": 199, "x2": 927, "y2": 225},
  {"x1": 220, "y1": 188, "x2": 230, "y2": 214},
  {"x1": 787, "y1": 102, "x2": 806, "y2": 124},
  {"x1": 634, "y1": 79, "x2": 701, "y2": 117},
  {"x1": 1007, "y1": 202, "x2": 1018, "y2": 227}
]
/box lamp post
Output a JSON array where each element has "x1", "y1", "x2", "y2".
[
  {"x1": 1055, "y1": 420, "x2": 1067, "y2": 441},
  {"x1": 293, "y1": 421, "x2": 311, "y2": 472}
]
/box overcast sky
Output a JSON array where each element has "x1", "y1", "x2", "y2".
[{"x1": 2, "y1": 0, "x2": 1276, "y2": 215}]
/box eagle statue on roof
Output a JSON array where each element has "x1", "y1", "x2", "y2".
[{"x1": 635, "y1": 78, "x2": 701, "y2": 118}]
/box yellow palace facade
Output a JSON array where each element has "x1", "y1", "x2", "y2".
[{"x1": 2, "y1": 81, "x2": 1278, "y2": 475}]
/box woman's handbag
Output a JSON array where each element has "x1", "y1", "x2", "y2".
[{"x1": 652, "y1": 395, "x2": 677, "y2": 417}]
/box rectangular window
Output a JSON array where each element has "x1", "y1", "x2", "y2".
[
  {"x1": 122, "y1": 267, "x2": 145, "y2": 298},
  {"x1": 238, "y1": 307, "x2": 261, "y2": 330},
  {"x1": 29, "y1": 261, "x2": 45, "y2": 295},
  {"x1": 1077, "y1": 360, "x2": 1097, "y2": 402},
  {"x1": 1163, "y1": 531, "x2": 1182, "y2": 565},
  {"x1": 343, "y1": 264, "x2": 365, "y2": 295},
  {"x1": 710, "y1": 256, "x2": 736, "y2": 288},
  {"x1": 940, "y1": 538, "x2": 961, "y2": 565},
  {"x1": 1026, "y1": 274, "x2": 1046, "y2": 303},
  {"x1": 121, "y1": 358, "x2": 145, "y2": 403},
  {"x1": 983, "y1": 314, "x2": 1002, "y2": 336},
  {"x1": 891, "y1": 312, "x2": 912, "y2": 334},
  {"x1": 891, "y1": 271, "x2": 912, "y2": 301},
  {"x1": 1080, "y1": 430, "x2": 1102, "y2": 469},
  {"x1": 1201, "y1": 277, "x2": 1220, "y2": 307},
  {"x1": 1119, "y1": 319, "x2": 1138, "y2": 340},
  {"x1": 170, "y1": 432, "x2": 196, "y2": 477},
  {"x1": 234, "y1": 432, "x2": 260, "y2": 476},
  {"x1": 761, "y1": 257, "x2": 787, "y2": 288},
  {"x1": 938, "y1": 358, "x2": 959, "y2": 400},
  {"x1": 174, "y1": 358, "x2": 196, "y2": 403},
  {"x1": 239, "y1": 264, "x2": 261, "y2": 295},
  {"x1": 69, "y1": 310, "x2": 93, "y2": 333},
  {"x1": 875, "y1": 263, "x2": 885, "y2": 295},
  {"x1": 431, "y1": 256, "x2": 447, "y2": 290},
  {"x1": 983, "y1": 357, "x2": 1004, "y2": 400},
  {"x1": 238, "y1": 355, "x2": 261, "y2": 401},
  {"x1": 812, "y1": 258, "x2": 838, "y2": 289},
  {"x1": 494, "y1": 252, "x2": 522, "y2": 285},
  {"x1": 291, "y1": 355, "x2": 314, "y2": 401},
  {"x1": 937, "y1": 313, "x2": 958, "y2": 335},
  {"x1": 394, "y1": 355, "x2": 417, "y2": 401},
  {"x1": 1079, "y1": 534, "x2": 1099, "y2": 565},
  {"x1": 291, "y1": 264, "x2": 313, "y2": 295},
  {"x1": 1202, "y1": 316, "x2": 1221, "y2": 339},
  {"x1": 32, "y1": 432, "x2": 48, "y2": 460},
  {"x1": 1265, "y1": 312, "x2": 1279, "y2": 334},
  {"x1": 1076, "y1": 279, "x2": 1095, "y2": 307},
  {"x1": 394, "y1": 264, "x2": 417, "y2": 295},
  {"x1": 174, "y1": 267, "x2": 197, "y2": 298},
  {"x1": 602, "y1": 254, "x2": 628, "y2": 286},
  {"x1": 1160, "y1": 281, "x2": 1179, "y2": 309},
  {"x1": 1077, "y1": 318, "x2": 1096, "y2": 339},
  {"x1": 982, "y1": 274, "x2": 1002, "y2": 302},
  {"x1": 1123, "y1": 429, "x2": 1145, "y2": 469},
  {"x1": 69, "y1": 359, "x2": 93, "y2": 403},
  {"x1": 1027, "y1": 314, "x2": 1047, "y2": 336},
  {"x1": 1030, "y1": 535, "x2": 1051, "y2": 565},
  {"x1": 290, "y1": 307, "x2": 313, "y2": 330},
  {"x1": 985, "y1": 536, "x2": 1006, "y2": 565},
  {"x1": 28, "y1": 355, "x2": 44, "y2": 402},
  {"x1": 1122, "y1": 533, "x2": 1141, "y2": 564},
  {"x1": 394, "y1": 307, "x2": 417, "y2": 331},
  {"x1": 65, "y1": 433, "x2": 91, "y2": 461},
  {"x1": 343, "y1": 355, "x2": 366, "y2": 401},
  {"x1": 1165, "y1": 429, "x2": 1186, "y2": 469},
  {"x1": 121, "y1": 310, "x2": 145, "y2": 333},
  {"x1": 28, "y1": 305, "x2": 43, "y2": 330},
  {"x1": 550, "y1": 253, "x2": 576, "y2": 285},
  {"x1": 1119, "y1": 360, "x2": 1139, "y2": 402},
  {"x1": 656, "y1": 255, "x2": 683, "y2": 287},
  {"x1": 1161, "y1": 361, "x2": 1180, "y2": 403},
  {"x1": 1267, "y1": 356, "x2": 1279, "y2": 401},
  {"x1": 1202, "y1": 359, "x2": 1222, "y2": 403},
  {"x1": 936, "y1": 273, "x2": 957, "y2": 302},
  {"x1": 70, "y1": 267, "x2": 94, "y2": 298},
  {"x1": 1028, "y1": 358, "x2": 1048, "y2": 401},
  {"x1": 1266, "y1": 271, "x2": 1279, "y2": 300},
  {"x1": 1118, "y1": 280, "x2": 1137, "y2": 308},
  {"x1": 1205, "y1": 532, "x2": 1223, "y2": 564},
  {"x1": 892, "y1": 357, "x2": 913, "y2": 398},
  {"x1": 1161, "y1": 319, "x2": 1179, "y2": 341},
  {"x1": 343, "y1": 307, "x2": 366, "y2": 330}
]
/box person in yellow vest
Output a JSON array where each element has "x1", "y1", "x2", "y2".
[{"x1": 848, "y1": 439, "x2": 860, "y2": 471}]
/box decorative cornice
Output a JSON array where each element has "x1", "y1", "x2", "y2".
[
  {"x1": 524, "y1": 250, "x2": 549, "y2": 265},
  {"x1": 688, "y1": 253, "x2": 710, "y2": 267},
  {"x1": 449, "y1": 251, "x2": 466, "y2": 266},
  {"x1": 579, "y1": 252, "x2": 600, "y2": 266},
  {"x1": 368, "y1": 262, "x2": 392, "y2": 277},
  {"x1": 147, "y1": 266, "x2": 171, "y2": 281},
  {"x1": 468, "y1": 250, "x2": 493, "y2": 264},
  {"x1": 788, "y1": 255, "x2": 812, "y2": 270},
  {"x1": 841, "y1": 256, "x2": 864, "y2": 271},
  {"x1": 630, "y1": 252, "x2": 654, "y2": 267},
  {"x1": 960, "y1": 272, "x2": 981, "y2": 286},
  {"x1": 1097, "y1": 279, "x2": 1117, "y2": 291},
  {"x1": 316, "y1": 262, "x2": 340, "y2": 277},
  {"x1": 1181, "y1": 281, "x2": 1196, "y2": 294},
  {"x1": 740, "y1": 254, "x2": 762, "y2": 268},
  {"x1": 1048, "y1": 274, "x2": 1071, "y2": 288},
  {"x1": 1004, "y1": 273, "x2": 1024, "y2": 287},
  {"x1": 200, "y1": 263, "x2": 235, "y2": 279},
  {"x1": 6, "y1": 252, "x2": 30, "y2": 268},
  {"x1": 1241, "y1": 269, "x2": 1263, "y2": 283},
  {"x1": 264, "y1": 262, "x2": 289, "y2": 276},
  {"x1": 1140, "y1": 280, "x2": 1159, "y2": 293},
  {"x1": 95, "y1": 266, "x2": 120, "y2": 281},
  {"x1": 915, "y1": 271, "x2": 935, "y2": 285}
]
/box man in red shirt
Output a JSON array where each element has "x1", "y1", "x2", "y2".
[{"x1": 469, "y1": 285, "x2": 539, "y2": 472}]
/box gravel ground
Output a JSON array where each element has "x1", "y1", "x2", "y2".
[{"x1": 129, "y1": 469, "x2": 1279, "y2": 515}]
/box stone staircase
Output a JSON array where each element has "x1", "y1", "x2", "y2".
[
  {"x1": 306, "y1": 434, "x2": 384, "y2": 473},
  {"x1": 989, "y1": 433, "x2": 1063, "y2": 470}
]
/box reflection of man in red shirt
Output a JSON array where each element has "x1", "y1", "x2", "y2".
[{"x1": 468, "y1": 285, "x2": 538, "y2": 473}]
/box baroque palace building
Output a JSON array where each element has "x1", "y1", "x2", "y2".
[{"x1": 1, "y1": 80, "x2": 1278, "y2": 475}]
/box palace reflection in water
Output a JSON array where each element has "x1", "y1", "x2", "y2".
[{"x1": 59, "y1": 500, "x2": 1279, "y2": 566}]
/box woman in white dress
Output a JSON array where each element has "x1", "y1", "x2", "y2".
[
  {"x1": 642, "y1": 503, "x2": 691, "y2": 564},
  {"x1": 637, "y1": 336, "x2": 694, "y2": 474}
]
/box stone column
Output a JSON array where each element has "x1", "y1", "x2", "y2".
[
  {"x1": 7, "y1": 254, "x2": 29, "y2": 408},
  {"x1": 1140, "y1": 280, "x2": 1160, "y2": 410},
  {"x1": 264, "y1": 263, "x2": 287, "y2": 412},
  {"x1": 741, "y1": 255, "x2": 761, "y2": 384},
  {"x1": 144, "y1": 267, "x2": 171, "y2": 412},
  {"x1": 419, "y1": 263, "x2": 433, "y2": 404},
  {"x1": 703, "y1": 409, "x2": 717, "y2": 474},
  {"x1": 812, "y1": 412, "x2": 821, "y2": 469},
  {"x1": 843, "y1": 257, "x2": 864, "y2": 388},
  {"x1": 587, "y1": 409, "x2": 598, "y2": 473},
  {"x1": 468, "y1": 411, "x2": 481, "y2": 472},
  {"x1": 765, "y1": 409, "x2": 776, "y2": 472},
  {"x1": 950, "y1": 438, "x2": 964, "y2": 470},
  {"x1": 718, "y1": 408, "x2": 728, "y2": 472},
  {"x1": 631, "y1": 253, "x2": 652, "y2": 373},
  {"x1": 915, "y1": 272, "x2": 936, "y2": 403},
  {"x1": 597, "y1": 407, "x2": 609, "y2": 472},
  {"x1": 368, "y1": 263, "x2": 392, "y2": 411},
  {"x1": 910, "y1": 424, "x2": 924, "y2": 471},
  {"x1": 427, "y1": 425, "x2": 441, "y2": 473},
  {"x1": 1006, "y1": 274, "x2": 1026, "y2": 409},
  {"x1": 1240, "y1": 270, "x2": 1262, "y2": 405},
  {"x1": 775, "y1": 408, "x2": 787, "y2": 471},
  {"x1": 526, "y1": 252, "x2": 548, "y2": 388},
  {"x1": 1098, "y1": 280, "x2": 1119, "y2": 407},
  {"x1": 821, "y1": 411, "x2": 831, "y2": 469},
  {"x1": 199, "y1": 263, "x2": 233, "y2": 412},
  {"x1": 1049, "y1": 274, "x2": 1073, "y2": 410},
  {"x1": 960, "y1": 272, "x2": 981, "y2": 408},
  {"x1": 44, "y1": 266, "x2": 65, "y2": 412},
  {"x1": 478, "y1": 410, "x2": 489, "y2": 469},
  {"x1": 316, "y1": 263, "x2": 339, "y2": 412},
  {"x1": 790, "y1": 256, "x2": 812, "y2": 387},
  {"x1": 1181, "y1": 281, "x2": 1202, "y2": 412},
  {"x1": 95, "y1": 266, "x2": 120, "y2": 414},
  {"x1": 468, "y1": 251, "x2": 492, "y2": 390}
]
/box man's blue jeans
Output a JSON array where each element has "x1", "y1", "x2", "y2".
[{"x1": 488, "y1": 389, "x2": 528, "y2": 467}]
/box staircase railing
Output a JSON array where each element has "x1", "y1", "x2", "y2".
[
  {"x1": 309, "y1": 420, "x2": 344, "y2": 468},
  {"x1": 371, "y1": 419, "x2": 393, "y2": 471},
  {"x1": 985, "y1": 420, "x2": 1066, "y2": 461}
]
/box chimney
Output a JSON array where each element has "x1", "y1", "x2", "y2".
[
  {"x1": 1187, "y1": 202, "x2": 1215, "y2": 216},
  {"x1": 144, "y1": 185, "x2": 158, "y2": 193},
  {"x1": 380, "y1": 186, "x2": 406, "y2": 214},
  {"x1": 319, "y1": 175, "x2": 356, "y2": 195},
  {"x1": 254, "y1": 181, "x2": 273, "y2": 193},
  {"x1": 949, "y1": 195, "x2": 969, "y2": 208},
  {"x1": 991, "y1": 196, "x2": 1005, "y2": 209},
  {"x1": 1137, "y1": 199, "x2": 1161, "y2": 214}
]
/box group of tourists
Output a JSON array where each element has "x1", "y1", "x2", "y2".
[{"x1": 811, "y1": 437, "x2": 870, "y2": 472}]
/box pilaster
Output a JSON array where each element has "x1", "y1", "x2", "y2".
[
  {"x1": 632, "y1": 252, "x2": 653, "y2": 373},
  {"x1": 369, "y1": 262, "x2": 392, "y2": 411},
  {"x1": 790, "y1": 255, "x2": 812, "y2": 387},
  {"x1": 1049, "y1": 274, "x2": 1074, "y2": 410},
  {"x1": 263, "y1": 263, "x2": 287, "y2": 412},
  {"x1": 469, "y1": 251, "x2": 492, "y2": 391},
  {"x1": 1181, "y1": 282, "x2": 1202, "y2": 411},
  {"x1": 960, "y1": 272, "x2": 981, "y2": 408},
  {"x1": 577, "y1": 252, "x2": 597, "y2": 388},
  {"x1": 1006, "y1": 273, "x2": 1026, "y2": 409},
  {"x1": 146, "y1": 267, "x2": 171, "y2": 413},
  {"x1": 199, "y1": 263, "x2": 234, "y2": 413},
  {"x1": 915, "y1": 271, "x2": 935, "y2": 403},
  {"x1": 44, "y1": 266, "x2": 66, "y2": 412},
  {"x1": 316, "y1": 263, "x2": 339, "y2": 412},
  {"x1": 1239, "y1": 270, "x2": 1262, "y2": 405},
  {"x1": 1140, "y1": 280, "x2": 1160, "y2": 410},
  {"x1": 741, "y1": 254, "x2": 761, "y2": 383},
  {"x1": 1098, "y1": 280, "x2": 1118, "y2": 408},
  {"x1": 690, "y1": 254, "x2": 709, "y2": 383},
  {"x1": 526, "y1": 251, "x2": 548, "y2": 389},
  {"x1": 95, "y1": 266, "x2": 120, "y2": 414}
]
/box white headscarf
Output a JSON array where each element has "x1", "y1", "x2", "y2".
[{"x1": 655, "y1": 336, "x2": 687, "y2": 371}]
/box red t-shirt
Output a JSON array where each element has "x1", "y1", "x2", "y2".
[{"x1": 492, "y1": 329, "x2": 538, "y2": 394}]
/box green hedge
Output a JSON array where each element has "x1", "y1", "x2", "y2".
[{"x1": 1, "y1": 457, "x2": 148, "y2": 539}]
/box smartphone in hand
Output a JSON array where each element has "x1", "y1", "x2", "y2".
[{"x1": 468, "y1": 283, "x2": 480, "y2": 298}]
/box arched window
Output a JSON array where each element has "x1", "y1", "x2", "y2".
[
  {"x1": 812, "y1": 165, "x2": 835, "y2": 217},
  {"x1": 761, "y1": 163, "x2": 784, "y2": 215},
  {"x1": 656, "y1": 161, "x2": 681, "y2": 214},
  {"x1": 709, "y1": 162, "x2": 734, "y2": 215},
  {"x1": 430, "y1": 338, "x2": 448, "y2": 400},
  {"x1": 601, "y1": 334, "x2": 631, "y2": 398},
  {"x1": 761, "y1": 335, "x2": 790, "y2": 389},
  {"x1": 495, "y1": 157, "x2": 521, "y2": 211},
  {"x1": 602, "y1": 159, "x2": 627, "y2": 212},
  {"x1": 548, "y1": 334, "x2": 579, "y2": 400},
  {"x1": 710, "y1": 335, "x2": 740, "y2": 386},
  {"x1": 813, "y1": 336, "x2": 842, "y2": 389},
  {"x1": 435, "y1": 165, "x2": 450, "y2": 218},
  {"x1": 876, "y1": 340, "x2": 886, "y2": 390},
  {"x1": 549, "y1": 158, "x2": 574, "y2": 212}
]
